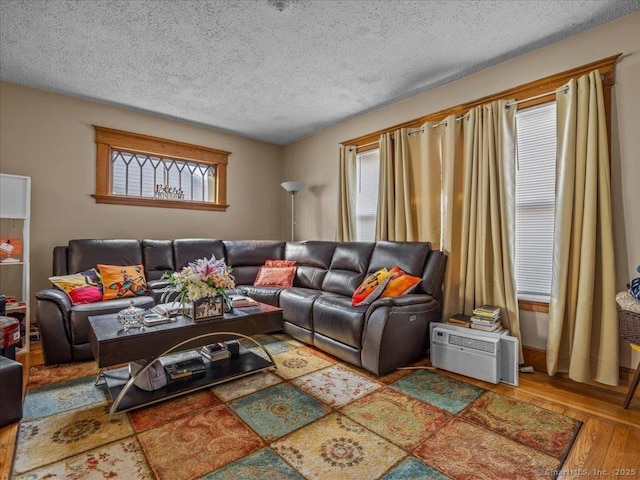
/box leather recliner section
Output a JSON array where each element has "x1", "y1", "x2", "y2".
[
  {"x1": 321, "y1": 242, "x2": 374, "y2": 296},
  {"x1": 312, "y1": 295, "x2": 369, "y2": 350},
  {"x1": 280, "y1": 287, "x2": 323, "y2": 330}
]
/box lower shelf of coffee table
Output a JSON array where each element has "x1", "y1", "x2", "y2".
[{"x1": 103, "y1": 351, "x2": 274, "y2": 414}]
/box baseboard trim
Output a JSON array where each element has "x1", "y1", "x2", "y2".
[{"x1": 522, "y1": 345, "x2": 635, "y2": 386}]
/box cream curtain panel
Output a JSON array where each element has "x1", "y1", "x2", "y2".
[
  {"x1": 461, "y1": 101, "x2": 521, "y2": 361},
  {"x1": 375, "y1": 129, "x2": 416, "y2": 241},
  {"x1": 337, "y1": 145, "x2": 357, "y2": 241},
  {"x1": 547, "y1": 70, "x2": 618, "y2": 385},
  {"x1": 440, "y1": 114, "x2": 464, "y2": 320},
  {"x1": 409, "y1": 122, "x2": 443, "y2": 247}
]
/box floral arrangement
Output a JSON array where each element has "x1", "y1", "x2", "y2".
[{"x1": 162, "y1": 255, "x2": 235, "y2": 304}]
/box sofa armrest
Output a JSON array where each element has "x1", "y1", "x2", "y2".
[
  {"x1": 35, "y1": 288, "x2": 72, "y2": 314},
  {"x1": 35, "y1": 288, "x2": 74, "y2": 365},
  {"x1": 368, "y1": 293, "x2": 438, "y2": 309},
  {"x1": 361, "y1": 294, "x2": 441, "y2": 375}
]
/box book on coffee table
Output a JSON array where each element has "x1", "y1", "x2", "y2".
[
  {"x1": 230, "y1": 295, "x2": 259, "y2": 308},
  {"x1": 151, "y1": 302, "x2": 183, "y2": 317}
]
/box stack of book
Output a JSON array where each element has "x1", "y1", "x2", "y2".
[
  {"x1": 471, "y1": 305, "x2": 504, "y2": 332},
  {"x1": 446, "y1": 314, "x2": 471, "y2": 328},
  {"x1": 164, "y1": 357, "x2": 206, "y2": 380},
  {"x1": 230, "y1": 295, "x2": 259, "y2": 308},
  {"x1": 200, "y1": 342, "x2": 232, "y2": 362}
]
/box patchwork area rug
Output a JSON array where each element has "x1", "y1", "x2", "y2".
[{"x1": 13, "y1": 333, "x2": 582, "y2": 479}]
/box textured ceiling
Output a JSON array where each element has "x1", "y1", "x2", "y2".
[{"x1": 1, "y1": 0, "x2": 638, "y2": 145}]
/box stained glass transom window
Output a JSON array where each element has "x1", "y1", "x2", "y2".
[{"x1": 111, "y1": 150, "x2": 215, "y2": 202}]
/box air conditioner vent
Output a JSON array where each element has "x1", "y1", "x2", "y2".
[{"x1": 449, "y1": 334, "x2": 496, "y2": 354}]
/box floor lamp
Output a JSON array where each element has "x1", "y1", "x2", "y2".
[{"x1": 281, "y1": 181, "x2": 304, "y2": 241}]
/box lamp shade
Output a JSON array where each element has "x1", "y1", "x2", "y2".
[{"x1": 281, "y1": 181, "x2": 305, "y2": 194}]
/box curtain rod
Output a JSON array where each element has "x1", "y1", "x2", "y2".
[
  {"x1": 505, "y1": 85, "x2": 569, "y2": 108},
  {"x1": 350, "y1": 83, "x2": 572, "y2": 147}
]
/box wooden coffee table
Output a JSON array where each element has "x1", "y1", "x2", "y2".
[{"x1": 88, "y1": 302, "x2": 283, "y2": 419}]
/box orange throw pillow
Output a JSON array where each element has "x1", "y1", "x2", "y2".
[
  {"x1": 380, "y1": 266, "x2": 421, "y2": 298},
  {"x1": 253, "y1": 266, "x2": 296, "y2": 287},
  {"x1": 352, "y1": 268, "x2": 391, "y2": 306},
  {"x1": 98, "y1": 264, "x2": 148, "y2": 301}
]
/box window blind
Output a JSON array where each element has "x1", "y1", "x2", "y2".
[
  {"x1": 356, "y1": 149, "x2": 380, "y2": 242},
  {"x1": 515, "y1": 102, "x2": 557, "y2": 298}
]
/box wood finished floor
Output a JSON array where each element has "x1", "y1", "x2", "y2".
[{"x1": 1, "y1": 343, "x2": 638, "y2": 480}]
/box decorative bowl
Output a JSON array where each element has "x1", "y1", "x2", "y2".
[{"x1": 117, "y1": 300, "x2": 145, "y2": 331}]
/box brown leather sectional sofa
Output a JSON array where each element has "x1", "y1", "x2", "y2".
[{"x1": 35, "y1": 239, "x2": 447, "y2": 375}]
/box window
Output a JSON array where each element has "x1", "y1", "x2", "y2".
[
  {"x1": 355, "y1": 149, "x2": 380, "y2": 241},
  {"x1": 515, "y1": 102, "x2": 557, "y2": 300},
  {"x1": 93, "y1": 126, "x2": 230, "y2": 211},
  {"x1": 111, "y1": 151, "x2": 214, "y2": 202}
]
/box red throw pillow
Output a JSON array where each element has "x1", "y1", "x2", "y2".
[
  {"x1": 380, "y1": 266, "x2": 421, "y2": 298},
  {"x1": 254, "y1": 266, "x2": 296, "y2": 287},
  {"x1": 264, "y1": 259, "x2": 297, "y2": 268},
  {"x1": 352, "y1": 268, "x2": 391, "y2": 306},
  {"x1": 49, "y1": 268, "x2": 103, "y2": 305}
]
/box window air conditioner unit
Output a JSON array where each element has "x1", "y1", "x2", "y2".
[{"x1": 429, "y1": 322, "x2": 519, "y2": 386}]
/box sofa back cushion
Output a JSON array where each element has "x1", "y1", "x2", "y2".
[
  {"x1": 224, "y1": 241, "x2": 286, "y2": 285},
  {"x1": 142, "y1": 239, "x2": 175, "y2": 280},
  {"x1": 322, "y1": 242, "x2": 375, "y2": 296},
  {"x1": 421, "y1": 250, "x2": 447, "y2": 300},
  {"x1": 172, "y1": 239, "x2": 225, "y2": 271},
  {"x1": 285, "y1": 241, "x2": 336, "y2": 289},
  {"x1": 53, "y1": 246, "x2": 69, "y2": 276},
  {"x1": 67, "y1": 239, "x2": 143, "y2": 275},
  {"x1": 367, "y1": 241, "x2": 431, "y2": 293}
]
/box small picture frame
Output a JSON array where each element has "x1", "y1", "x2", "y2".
[{"x1": 187, "y1": 296, "x2": 224, "y2": 322}]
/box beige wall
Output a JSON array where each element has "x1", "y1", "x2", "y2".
[
  {"x1": 0, "y1": 83, "x2": 285, "y2": 300},
  {"x1": 282, "y1": 12, "x2": 640, "y2": 369}
]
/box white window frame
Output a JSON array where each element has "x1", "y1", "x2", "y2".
[{"x1": 355, "y1": 149, "x2": 380, "y2": 242}]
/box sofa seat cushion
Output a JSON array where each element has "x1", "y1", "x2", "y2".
[
  {"x1": 237, "y1": 285, "x2": 284, "y2": 307},
  {"x1": 313, "y1": 294, "x2": 368, "y2": 350},
  {"x1": 69, "y1": 296, "x2": 155, "y2": 345},
  {"x1": 279, "y1": 287, "x2": 324, "y2": 330}
]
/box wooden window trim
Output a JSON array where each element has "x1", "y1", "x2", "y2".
[
  {"x1": 92, "y1": 126, "x2": 231, "y2": 211},
  {"x1": 342, "y1": 54, "x2": 620, "y2": 152},
  {"x1": 518, "y1": 299, "x2": 550, "y2": 313}
]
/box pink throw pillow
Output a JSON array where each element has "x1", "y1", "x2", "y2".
[{"x1": 253, "y1": 266, "x2": 296, "y2": 287}]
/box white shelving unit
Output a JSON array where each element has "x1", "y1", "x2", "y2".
[{"x1": 0, "y1": 173, "x2": 31, "y2": 353}]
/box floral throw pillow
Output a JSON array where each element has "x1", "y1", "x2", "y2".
[
  {"x1": 98, "y1": 264, "x2": 148, "y2": 301},
  {"x1": 352, "y1": 268, "x2": 392, "y2": 306},
  {"x1": 253, "y1": 266, "x2": 296, "y2": 287},
  {"x1": 49, "y1": 268, "x2": 103, "y2": 305},
  {"x1": 379, "y1": 266, "x2": 421, "y2": 298},
  {"x1": 264, "y1": 259, "x2": 297, "y2": 268}
]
